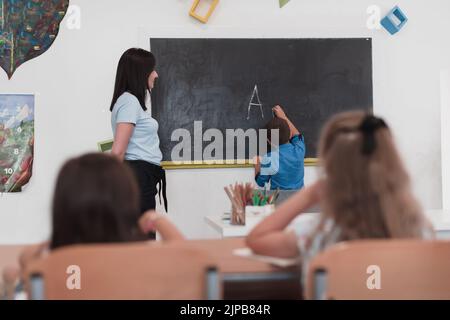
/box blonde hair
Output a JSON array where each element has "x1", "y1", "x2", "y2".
[{"x1": 314, "y1": 111, "x2": 433, "y2": 243}]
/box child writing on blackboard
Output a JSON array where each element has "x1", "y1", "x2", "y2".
[{"x1": 254, "y1": 105, "x2": 305, "y2": 190}]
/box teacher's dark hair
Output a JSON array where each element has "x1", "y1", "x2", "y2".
[
  {"x1": 50, "y1": 153, "x2": 145, "y2": 250},
  {"x1": 110, "y1": 48, "x2": 156, "y2": 112}
]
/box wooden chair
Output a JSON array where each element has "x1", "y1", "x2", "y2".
[
  {"x1": 25, "y1": 242, "x2": 221, "y2": 300},
  {"x1": 305, "y1": 240, "x2": 450, "y2": 300}
]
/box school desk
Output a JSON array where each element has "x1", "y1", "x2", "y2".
[
  {"x1": 171, "y1": 238, "x2": 302, "y2": 299},
  {"x1": 205, "y1": 212, "x2": 319, "y2": 238},
  {"x1": 206, "y1": 209, "x2": 450, "y2": 239},
  {"x1": 1, "y1": 240, "x2": 302, "y2": 300}
]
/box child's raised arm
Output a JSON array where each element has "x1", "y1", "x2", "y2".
[
  {"x1": 246, "y1": 180, "x2": 322, "y2": 257},
  {"x1": 273, "y1": 105, "x2": 300, "y2": 138},
  {"x1": 139, "y1": 211, "x2": 185, "y2": 241}
]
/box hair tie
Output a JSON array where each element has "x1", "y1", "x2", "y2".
[{"x1": 359, "y1": 115, "x2": 388, "y2": 155}]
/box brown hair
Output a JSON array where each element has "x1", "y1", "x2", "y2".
[
  {"x1": 50, "y1": 153, "x2": 145, "y2": 249},
  {"x1": 265, "y1": 117, "x2": 291, "y2": 145},
  {"x1": 315, "y1": 111, "x2": 433, "y2": 243}
]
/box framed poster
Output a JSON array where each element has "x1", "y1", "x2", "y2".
[{"x1": 0, "y1": 94, "x2": 34, "y2": 192}]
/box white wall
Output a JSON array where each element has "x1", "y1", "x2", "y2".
[
  {"x1": 441, "y1": 70, "x2": 450, "y2": 211},
  {"x1": 1, "y1": 0, "x2": 449, "y2": 244}
]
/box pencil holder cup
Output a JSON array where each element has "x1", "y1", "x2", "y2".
[
  {"x1": 245, "y1": 204, "x2": 275, "y2": 217},
  {"x1": 231, "y1": 204, "x2": 246, "y2": 226}
]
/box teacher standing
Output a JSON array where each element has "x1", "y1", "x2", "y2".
[{"x1": 110, "y1": 48, "x2": 167, "y2": 222}]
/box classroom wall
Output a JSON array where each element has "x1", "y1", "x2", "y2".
[
  {"x1": 1, "y1": 0, "x2": 449, "y2": 243},
  {"x1": 441, "y1": 69, "x2": 450, "y2": 211}
]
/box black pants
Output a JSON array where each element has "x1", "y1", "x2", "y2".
[{"x1": 125, "y1": 160, "x2": 168, "y2": 229}]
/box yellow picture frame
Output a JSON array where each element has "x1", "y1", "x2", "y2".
[{"x1": 189, "y1": 0, "x2": 220, "y2": 24}]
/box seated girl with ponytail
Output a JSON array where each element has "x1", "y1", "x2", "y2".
[{"x1": 246, "y1": 111, "x2": 434, "y2": 286}]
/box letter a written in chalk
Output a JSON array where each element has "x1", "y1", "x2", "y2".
[{"x1": 247, "y1": 85, "x2": 264, "y2": 120}]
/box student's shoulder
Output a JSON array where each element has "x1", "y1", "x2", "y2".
[
  {"x1": 289, "y1": 134, "x2": 306, "y2": 152},
  {"x1": 290, "y1": 134, "x2": 305, "y2": 144}
]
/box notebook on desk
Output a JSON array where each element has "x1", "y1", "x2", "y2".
[{"x1": 233, "y1": 247, "x2": 300, "y2": 268}]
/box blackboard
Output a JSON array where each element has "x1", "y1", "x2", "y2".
[{"x1": 150, "y1": 38, "x2": 373, "y2": 162}]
